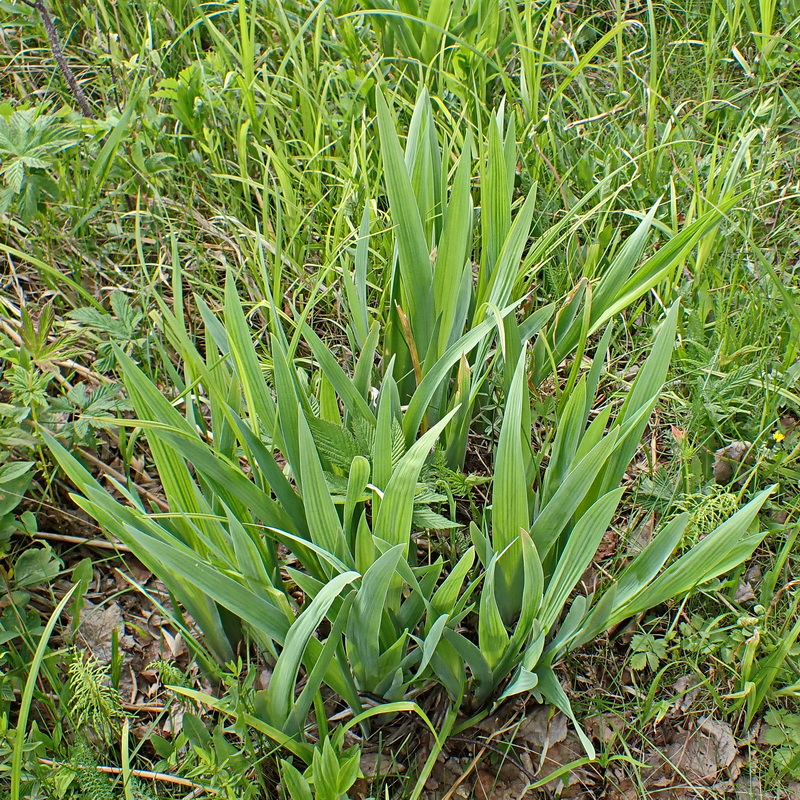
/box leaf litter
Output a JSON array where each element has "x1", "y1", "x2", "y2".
[{"x1": 417, "y1": 676, "x2": 759, "y2": 800}]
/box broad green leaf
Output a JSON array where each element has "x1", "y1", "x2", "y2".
[
  {"x1": 113, "y1": 347, "x2": 203, "y2": 534},
  {"x1": 353, "y1": 322, "x2": 380, "y2": 401},
  {"x1": 279, "y1": 761, "x2": 312, "y2": 800},
  {"x1": 271, "y1": 528, "x2": 353, "y2": 584},
  {"x1": 376, "y1": 90, "x2": 435, "y2": 355},
  {"x1": 297, "y1": 409, "x2": 351, "y2": 567},
  {"x1": 478, "y1": 558, "x2": 509, "y2": 671},
  {"x1": 469, "y1": 521, "x2": 493, "y2": 569},
  {"x1": 117, "y1": 524, "x2": 291, "y2": 644},
  {"x1": 373, "y1": 368, "x2": 397, "y2": 494},
  {"x1": 518, "y1": 303, "x2": 556, "y2": 342},
  {"x1": 347, "y1": 545, "x2": 405, "y2": 689},
  {"x1": 492, "y1": 353, "x2": 530, "y2": 625},
  {"x1": 434, "y1": 132, "x2": 473, "y2": 356},
  {"x1": 406, "y1": 89, "x2": 438, "y2": 245},
  {"x1": 342, "y1": 203, "x2": 372, "y2": 348},
  {"x1": 540, "y1": 489, "x2": 623, "y2": 631},
  {"x1": 620, "y1": 487, "x2": 773, "y2": 619},
  {"x1": 227, "y1": 505, "x2": 276, "y2": 594},
  {"x1": 600, "y1": 302, "x2": 679, "y2": 495},
  {"x1": 428, "y1": 638, "x2": 466, "y2": 700},
  {"x1": 302, "y1": 323, "x2": 376, "y2": 426},
  {"x1": 482, "y1": 188, "x2": 537, "y2": 312},
  {"x1": 590, "y1": 204, "x2": 657, "y2": 318},
  {"x1": 497, "y1": 667, "x2": 539, "y2": 702},
  {"x1": 344, "y1": 456, "x2": 370, "y2": 544},
  {"x1": 420, "y1": 0, "x2": 449, "y2": 61},
  {"x1": 396, "y1": 558, "x2": 441, "y2": 632},
  {"x1": 224, "y1": 274, "x2": 277, "y2": 433},
  {"x1": 591, "y1": 198, "x2": 737, "y2": 334},
  {"x1": 535, "y1": 665, "x2": 595, "y2": 759},
  {"x1": 171, "y1": 687, "x2": 314, "y2": 762},
  {"x1": 480, "y1": 114, "x2": 511, "y2": 290},
  {"x1": 404, "y1": 305, "x2": 518, "y2": 443},
  {"x1": 229, "y1": 412, "x2": 308, "y2": 533},
  {"x1": 530, "y1": 431, "x2": 618, "y2": 557},
  {"x1": 121, "y1": 420, "x2": 298, "y2": 535},
  {"x1": 541, "y1": 381, "x2": 588, "y2": 505},
  {"x1": 374, "y1": 408, "x2": 458, "y2": 548},
  {"x1": 431, "y1": 547, "x2": 475, "y2": 620},
  {"x1": 417, "y1": 613, "x2": 449, "y2": 676},
  {"x1": 444, "y1": 629, "x2": 493, "y2": 704},
  {"x1": 611, "y1": 514, "x2": 688, "y2": 609},
  {"x1": 272, "y1": 336, "x2": 303, "y2": 478},
  {"x1": 515, "y1": 531, "x2": 544, "y2": 636},
  {"x1": 266, "y1": 571, "x2": 358, "y2": 729}
]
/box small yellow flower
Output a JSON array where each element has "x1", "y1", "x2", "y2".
[{"x1": 773, "y1": 431, "x2": 786, "y2": 443}]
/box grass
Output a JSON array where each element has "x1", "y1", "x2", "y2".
[{"x1": 0, "y1": 0, "x2": 799, "y2": 796}]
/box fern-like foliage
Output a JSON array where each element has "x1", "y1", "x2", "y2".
[
  {"x1": 68, "y1": 741, "x2": 157, "y2": 800},
  {"x1": 68, "y1": 651, "x2": 126, "y2": 744},
  {"x1": 306, "y1": 410, "x2": 463, "y2": 529},
  {"x1": 69, "y1": 742, "x2": 115, "y2": 800},
  {"x1": 679, "y1": 486, "x2": 740, "y2": 548},
  {"x1": 146, "y1": 658, "x2": 188, "y2": 690},
  {"x1": 307, "y1": 415, "x2": 364, "y2": 470}
]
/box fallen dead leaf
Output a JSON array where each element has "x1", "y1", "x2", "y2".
[
  {"x1": 160, "y1": 705, "x2": 185, "y2": 736},
  {"x1": 360, "y1": 752, "x2": 406, "y2": 778},
  {"x1": 626, "y1": 512, "x2": 656, "y2": 556},
  {"x1": 663, "y1": 716, "x2": 737, "y2": 785},
  {"x1": 539, "y1": 732, "x2": 592, "y2": 796},
  {"x1": 699, "y1": 717, "x2": 737, "y2": 770},
  {"x1": 713, "y1": 441, "x2": 752, "y2": 485},
  {"x1": 77, "y1": 600, "x2": 134, "y2": 661},
  {"x1": 161, "y1": 627, "x2": 186, "y2": 658},
  {"x1": 734, "y1": 774, "x2": 771, "y2": 799},
  {"x1": 474, "y1": 768, "x2": 500, "y2": 800},
  {"x1": 671, "y1": 675, "x2": 701, "y2": 716},
  {"x1": 586, "y1": 713, "x2": 627, "y2": 745},
  {"x1": 516, "y1": 707, "x2": 568, "y2": 755}
]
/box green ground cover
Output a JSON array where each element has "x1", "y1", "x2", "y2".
[{"x1": 0, "y1": 0, "x2": 799, "y2": 796}]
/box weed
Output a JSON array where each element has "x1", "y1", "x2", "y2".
[{"x1": 68, "y1": 652, "x2": 126, "y2": 745}]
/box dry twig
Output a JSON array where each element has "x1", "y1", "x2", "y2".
[{"x1": 19, "y1": 0, "x2": 96, "y2": 118}]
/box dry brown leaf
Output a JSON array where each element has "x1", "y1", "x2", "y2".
[
  {"x1": 78, "y1": 600, "x2": 134, "y2": 661},
  {"x1": 536, "y1": 732, "x2": 592, "y2": 795},
  {"x1": 713, "y1": 441, "x2": 752, "y2": 485},
  {"x1": 626, "y1": 512, "x2": 656, "y2": 556},
  {"x1": 586, "y1": 713, "x2": 627, "y2": 744},
  {"x1": 127, "y1": 557, "x2": 152, "y2": 584},
  {"x1": 734, "y1": 774, "x2": 771, "y2": 799},
  {"x1": 663, "y1": 717, "x2": 737, "y2": 785},
  {"x1": 160, "y1": 705, "x2": 184, "y2": 736},
  {"x1": 735, "y1": 565, "x2": 762, "y2": 603},
  {"x1": 699, "y1": 717, "x2": 737, "y2": 770},
  {"x1": 672, "y1": 675, "x2": 701, "y2": 715},
  {"x1": 161, "y1": 627, "x2": 186, "y2": 658},
  {"x1": 360, "y1": 753, "x2": 406, "y2": 778},
  {"x1": 474, "y1": 768, "x2": 501, "y2": 800},
  {"x1": 516, "y1": 707, "x2": 568, "y2": 754}
]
